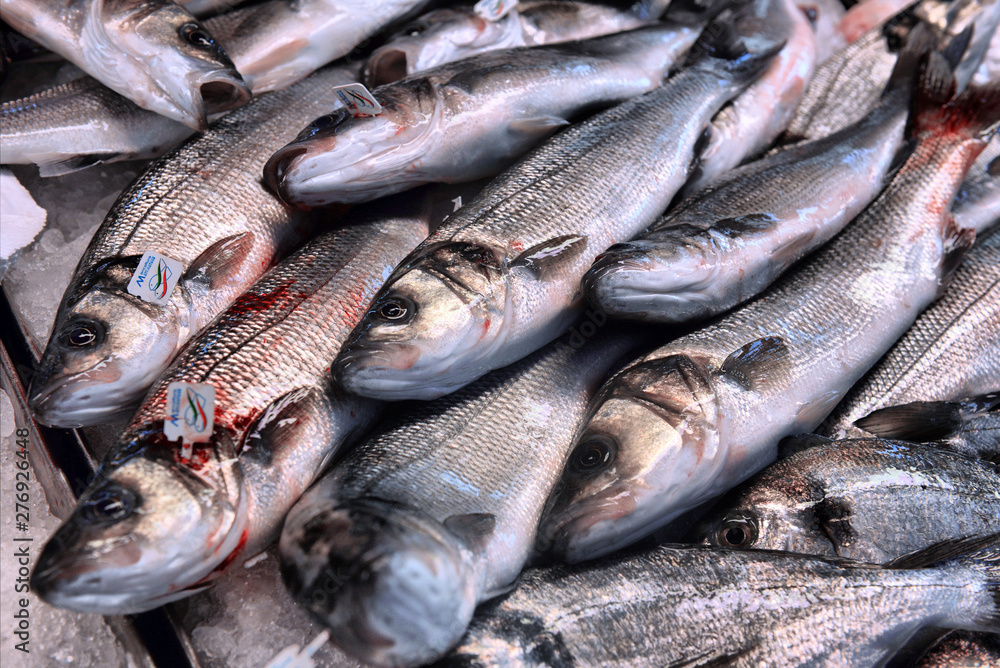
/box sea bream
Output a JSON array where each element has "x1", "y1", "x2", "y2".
[
  {"x1": 29, "y1": 196, "x2": 431, "y2": 614},
  {"x1": 280, "y1": 327, "x2": 648, "y2": 667},
  {"x1": 694, "y1": 436, "x2": 1000, "y2": 562},
  {"x1": 363, "y1": 0, "x2": 672, "y2": 86},
  {"x1": 442, "y1": 535, "x2": 1000, "y2": 667},
  {"x1": 0, "y1": 0, "x2": 249, "y2": 130},
  {"x1": 330, "y1": 24, "x2": 781, "y2": 401},
  {"x1": 538, "y1": 55, "x2": 998, "y2": 563},
  {"x1": 26, "y1": 63, "x2": 360, "y2": 429},
  {"x1": 266, "y1": 17, "x2": 714, "y2": 207}
]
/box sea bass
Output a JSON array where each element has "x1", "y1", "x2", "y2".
[
  {"x1": 442, "y1": 535, "x2": 1000, "y2": 667},
  {"x1": 538, "y1": 55, "x2": 997, "y2": 563},
  {"x1": 29, "y1": 196, "x2": 431, "y2": 614},
  {"x1": 280, "y1": 326, "x2": 647, "y2": 667},
  {"x1": 820, "y1": 228, "x2": 999, "y2": 438},
  {"x1": 26, "y1": 63, "x2": 359, "y2": 429},
  {"x1": 330, "y1": 26, "x2": 780, "y2": 401},
  {"x1": 363, "y1": 0, "x2": 672, "y2": 86},
  {"x1": 0, "y1": 0, "x2": 249, "y2": 130},
  {"x1": 266, "y1": 18, "x2": 712, "y2": 207},
  {"x1": 694, "y1": 436, "x2": 1000, "y2": 562}
]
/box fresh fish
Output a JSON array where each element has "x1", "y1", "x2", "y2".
[
  {"x1": 330, "y1": 26, "x2": 781, "y2": 401},
  {"x1": 267, "y1": 18, "x2": 712, "y2": 207},
  {"x1": 29, "y1": 196, "x2": 431, "y2": 614},
  {"x1": 682, "y1": 0, "x2": 817, "y2": 193},
  {"x1": 853, "y1": 393, "x2": 1000, "y2": 462},
  {"x1": 916, "y1": 631, "x2": 1000, "y2": 667},
  {"x1": 0, "y1": 0, "x2": 249, "y2": 130},
  {"x1": 443, "y1": 535, "x2": 1000, "y2": 667},
  {"x1": 26, "y1": 63, "x2": 360, "y2": 429},
  {"x1": 953, "y1": 133, "x2": 1000, "y2": 234},
  {"x1": 538, "y1": 57, "x2": 997, "y2": 563},
  {"x1": 280, "y1": 326, "x2": 646, "y2": 667},
  {"x1": 820, "y1": 229, "x2": 1000, "y2": 439},
  {"x1": 584, "y1": 36, "x2": 920, "y2": 323},
  {"x1": 694, "y1": 436, "x2": 1000, "y2": 562},
  {"x1": 364, "y1": 0, "x2": 672, "y2": 86}
]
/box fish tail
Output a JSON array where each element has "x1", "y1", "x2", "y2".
[
  {"x1": 911, "y1": 52, "x2": 1000, "y2": 143},
  {"x1": 688, "y1": 19, "x2": 785, "y2": 84}
]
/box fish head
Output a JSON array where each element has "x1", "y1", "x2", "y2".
[
  {"x1": 333, "y1": 242, "x2": 506, "y2": 400},
  {"x1": 264, "y1": 83, "x2": 440, "y2": 206},
  {"x1": 106, "y1": 2, "x2": 250, "y2": 129},
  {"x1": 539, "y1": 355, "x2": 722, "y2": 562},
  {"x1": 280, "y1": 496, "x2": 477, "y2": 666},
  {"x1": 31, "y1": 433, "x2": 245, "y2": 614},
  {"x1": 30, "y1": 273, "x2": 184, "y2": 428}
]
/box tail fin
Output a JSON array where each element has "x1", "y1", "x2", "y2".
[
  {"x1": 882, "y1": 23, "x2": 941, "y2": 95},
  {"x1": 687, "y1": 20, "x2": 785, "y2": 84},
  {"x1": 911, "y1": 52, "x2": 1000, "y2": 141},
  {"x1": 855, "y1": 393, "x2": 1000, "y2": 441}
]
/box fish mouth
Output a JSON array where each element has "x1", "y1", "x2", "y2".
[
  {"x1": 334, "y1": 342, "x2": 443, "y2": 399},
  {"x1": 540, "y1": 486, "x2": 639, "y2": 563},
  {"x1": 366, "y1": 47, "x2": 410, "y2": 86},
  {"x1": 263, "y1": 144, "x2": 309, "y2": 201},
  {"x1": 199, "y1": 76, "x2": 251, "y2": 117},
  {"x1": 28, "y1": 367, "x2": 133, "y2": 429}
]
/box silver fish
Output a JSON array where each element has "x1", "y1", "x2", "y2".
[
  {"x1": 363, "y1": 0, "x2": 672, "y2": 86},
  {"x1": 330, "y1": 26, "x2": 780, "y2": 401},
  {"x1": 267, "y1": 19, "x2": 710, "y2": 207},
  {"x1": 694, "y1": 436, "x2": 1000, "y2": 562},
  {"x1": 953, "y1": 133, "x2": 1000, "y2": 235},
  {"x1": 584, "y1": 41, "x2": 918, "y2": 323},
  {"x1": 538, "y1": 57, "x2": 995, "y2": 563},
  {"x1": 280, "y1": 326, "x2": 646, "y2": 667},
  {"x1": 26, "y1": 63, "x2": 359, "y2": 429},
  {"x1": 443, "y1": 535, "x2": 1000, "y2": 667},
  {"x1": 29, "y1": 196, "x2": 431, "y2": 614},
  {"x1": 820, "y1": 228, "x2": 1000, "y2": 439},
  {"x1": 0, "y1": 0, "x2": 249, "y2": 130}
]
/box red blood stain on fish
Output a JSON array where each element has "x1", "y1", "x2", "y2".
[{"x1": 228, "y1": 279, "x2": 302, "y2": 317}]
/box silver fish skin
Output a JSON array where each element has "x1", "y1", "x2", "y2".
[
  {"x1": 178, "y1": 0, "x2": 251, "y2": 18},
  {"x1": 584, "y1": 73, "x2": 912, "y2": 323},
  {"x1": 953, "y1": 133, "x2": 1000, "y2": 235},
  {"x1": 916, "y1": 631, "x2": 1000, "y2": 667},
  {"x1": 538, "y1": 59, "x2": 996, "y2": 563},
  {"x1": 279, "y1": 327, "x2": 646, "y2": 667},
  {"x1": 442, "y1": 536, "x2": 1000, "y2": 668},
  {"x1": 694, "y1": 437, "x2": 1000, "y2": 562},
  {"x1": 267, "y1": 20, "x2": 708, "y2": 207},
  {"x1": 26, "y1": 63, "x2": 360, "y2": 429},
  {"x1": 363, "y1": 0, "x2": 672, "y2": 87},
  {"x1": 0, "y1": 0, "x2": 249, "y2": 130},
  {"x1": 29, "y1": 198, "x2": 432, "y2": 615},
  {"x1": 330, "y1": 28, "x2": 780, "y2": 402},
  {"x1": 681, "y1": 0, "x2": 818, "y2": 194},
  {"x1": 820, "y1": 229, "x2": 1000, "y2": 439}
]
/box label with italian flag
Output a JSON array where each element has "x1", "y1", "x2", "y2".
[
  {"x1": 127, "y1": 250, "x2": 183, "y2": 305},
  {"x1": 164, "y1": 382, "x2": 215, "y2": 447}
]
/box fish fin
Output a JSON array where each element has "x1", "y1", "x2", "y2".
[
  {"x1": 777, "y1": 433, "x2": 834, "y2": 458},
  {"x1": 939, "y1": 215, "x2": 976, "y2": 297},
  {"x1": 509, "y1": 235, "x2": 588, "y2": 280},
  {"x1": 183, "y1": 232, "x2": 256, "y2": 289},
  {"x1": 690, "y1": 19, "x2": 785, "y2": 84},
  {"x1": 884, "y1": 532, "x2": 1000, "y2": 570},
  {"x1": 770, "y1": 229, "x2": 818, "y2": 265},
  {"x1": 241, "y1": 387, "x2": 332, "y2": 469},
  {"x1": 443, "y1": 513, "x2": 497, "y2": 552},
  {"x1": 912, "y1": 53, "x2": 1000, "y2": 140},
  {"x1": 719, "y1": 336, "x2": 790, "y2": 391},
  {"x1": 941, "y1": 24, "x2": 973, "y2": 72},
  {"x1": 38, "y1": 153, "x2": 123, "y2": 177},
  {"x1": 509, "y1": 115, "x2": 570, "y2": 138},
  {"x1": 714, "y1": 213, "x2": 776, "y2": 236},
  {"x1": 854, "y1": 401, "x2": 965, "y2": 441},
  {"x1": 883, "y1": 23, "x2": 939, "y2": 96}
]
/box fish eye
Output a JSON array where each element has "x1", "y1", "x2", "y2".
[
  {"x1": 61, "y1": 321, "x2": 102, "y2": 348},
  {"x1": 179, "y1": 23, "x2": 216, "y2": 50},
  {"x1": 799, "y1": 5, "x2": 819, "y2": 26},
  {"x1": 376, "y1": 296, "x2": 415, "y2": 323},
  {"x1": 406, "y1": 22, "x2": 427, "y2": 37},
  {"x1": 717, "y1": 516, "x2": 758, "y2": 548},
  {"x1": 81, "y1": 487, "x2": 137, "y2": 524},
  {"x1": 569, "y1": 436, "x2": 616, "y2": 475}
]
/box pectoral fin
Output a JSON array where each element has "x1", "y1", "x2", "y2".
[
  {"x1": 184, "y1": 232, "x2": 256, "y2": 289},
  {"x1": 510, "y1": 235, "x2": 588, "y2": 280},
  {"x1": 719, "y1": 336, "x2": 790, "y2": 391}
]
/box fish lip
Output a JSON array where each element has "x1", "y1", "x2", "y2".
[
  {"x1": 365, "y1": 47, "x2": 410, "y2": 87},
  {"x1": 264, "y1": 144, "x2": 309, "y2": 200},
  {"x1": 27, "y1": 366, "x2": 131, "y2": 428},
  {"x1": 540, "y1": 487, "x2": 638, "y2": 562},
  {"x1": 199, "y1": 75, "x2": 251, "y2": 117}
]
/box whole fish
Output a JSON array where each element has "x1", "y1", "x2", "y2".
[
  {"x1": 443, "y1": 535, "x2": 1000, "y2": 667},
  {"x1": 952, "y1": 133, "x2": 999, "y2": 234},
  {"x1": 330, "y1": 26, "x2": 781, "y2": 401},
  {"x1": 682, "y1": 0, "x2": 818, "y2": 194},
  {"x1": 583, "y1": 33, "x2": 922, "y2": 323},
  {"x1": 0, "y1": 0, "x2": 249, "y2": 130},
  {"x1": 694, "y1": 436, "x2": 1000, "y2": 562},
  {"x1": 280, "y1": 327, "x2": 646, "y2": 667},
  {"x1": 266, "y1": 18, "x2": 711, "y2": 206},
  {"x1": 916, "y1": 631, "x2": 1000, "y2": 667},
  {"x1": 363, "y1": 0, "x2": 671, "y2": 86},
  {"x1": 29, "y1": 196, "x2": 431, "y2": 614},
  {"x1": 820, "y1": 229, "x2": 1000, "y2": 439},
  {"x1": 538, "y1": 57, "x2": 996, "y2": 563},
  {"x1": 26, "y1": 63, "x2": 360, "y2": 429}
]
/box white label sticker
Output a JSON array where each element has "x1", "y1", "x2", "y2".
[
  {"x1": 164, "y1": 382, "x2": 215, "y2": 445},
  {"x1": 474, "y1": 0, "x2": 518, "y2": 21},
  {"x1": 127, "y1": 250, "x2": 183, "y2": 305},
  {"x1": 332, "y1": 83, "x2": 383, "y2": 117}
]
